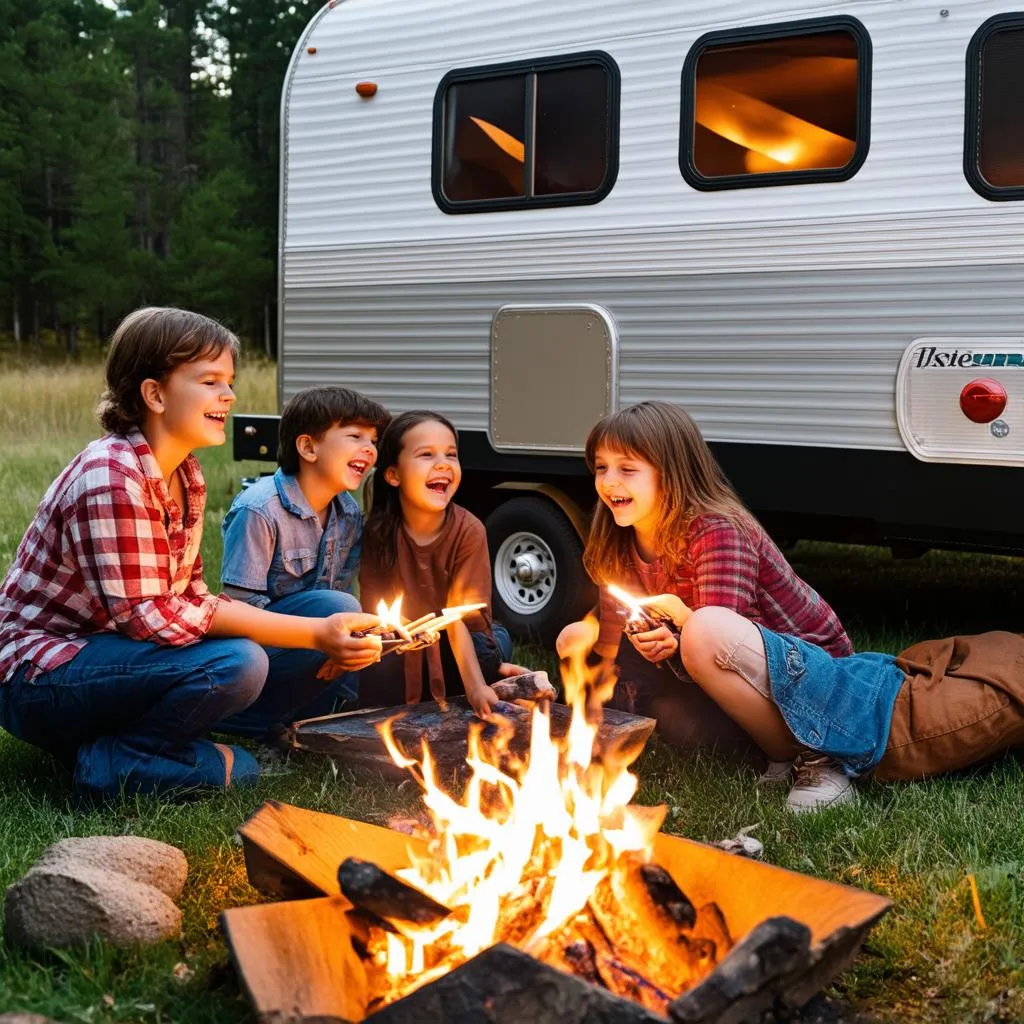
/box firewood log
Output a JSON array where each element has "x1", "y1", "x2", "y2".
[
  {"x1": 338, "y1": 857, "x2": 451, "y2": 925},
  {"x1": 639, "y1": 863, "x2": 697, "y2": 930},
  {"x1": 691, "y1": 901, "x2": 734, "y2": 958},
  {"x1": 490, "y1": 671, "x2": 556, "y2": 703},
  {"x1": 588, "y1": 860, "x2": 717, "y2": 1002},
  {"x1": 669, "y1": 915, "x2": 811, "y2": 1024}
]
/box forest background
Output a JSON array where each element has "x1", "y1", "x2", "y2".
[{"x1": 1, "y1": 0, "x2": 320, "y2": 355}]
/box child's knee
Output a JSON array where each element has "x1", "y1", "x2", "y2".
[
  {"x1": 212, "y1": 640, "x2": 268, "y2": 711},
  {"x1": 556, "y1": 619, "x2": 598, "y2": 658},
  {"x1": 680, "y1": 607, "x2": 747, "y2": 678}
]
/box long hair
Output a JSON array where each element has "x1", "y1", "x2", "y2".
[
  {"x1": 582, "y1": 401, "x2": 752, "y2": 582},
  {"x1": 364, "y1": 409, "x2": 459, "y2": 571}
]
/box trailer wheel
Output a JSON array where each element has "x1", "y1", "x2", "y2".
[{"x1": 486, "y1": 496, "x2": 595, "y2": 646}]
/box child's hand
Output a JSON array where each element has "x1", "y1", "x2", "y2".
[
  {"x1": 316, "y1": 613, "x2": 383, "y2": 670},
  {"x1": 497, "y1": 661, "x2": 534, "y2": 677},
  {"x1": 629, "y1": 624, "x2": 680, "y2": 663},
  {"x1": 644, "y1": 594, "x2": 691, "y2": 628},
  {"x1": 465, "y1": 682, "x2": 501, "y2": 720}
]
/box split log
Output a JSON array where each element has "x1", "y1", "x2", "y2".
[
  {"x1": 588, "y1": 860, "x2": 717, "y2": 1005},
  {"x1": 669, "y1": 916, "x2": 811, "y2": 1024},
  {"x1": 338, "y1": 857, "x2": 451, "y2": 925},
  {"x1": 367, "y1": 942, "x2": 665, "y2": 1024},
  {"x1": 690, "y1": 901, "x2": 734, "y2": 959},
  {"x1": 290, "y1": 698, "x2": 656, "y2": 776},
  {"x1": 490, "y1": 671, "x2": 556, "y2": 703},
  {"x1": 639, "y1": 863, "x2": 697, "y2": 930}
]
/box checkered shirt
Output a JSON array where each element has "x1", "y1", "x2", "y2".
[
  {"x1": 597, "y1": 513, "x2": 853, "y2": 658},
  {"x1": 0, "y1": 429, "x2": 221, "y2": 683}
]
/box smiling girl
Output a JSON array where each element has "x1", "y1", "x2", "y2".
[
  {"x1": 556, "y1": 402, "x2": 852, "y2": 794},
  {"x1": 359, "y1": 410, "x2": 514, "y2": 718},
  {"x1": 0, "y1": 308, "x2": 383, "y2": 802}
]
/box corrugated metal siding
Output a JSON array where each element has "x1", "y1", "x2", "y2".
[{"x1": 280, "y1": 0, "x2": 1024, "y2": 451}]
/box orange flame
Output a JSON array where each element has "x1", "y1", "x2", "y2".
[{"x1": 372, "y1": 623, "x2": 662, "y2": 1001}]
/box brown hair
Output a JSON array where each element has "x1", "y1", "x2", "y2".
[
  {"x1": 97, "y1": 307, "x2": 240, "y2": 434},
  {"x1": 582, "y1": 401, "x2": 753, "y2": 582},
  {"x1": 364, "y1": 410, "x2": 458, "y2": 571},
  {"x1": 278, "y1": 387, "x2": 391, "y2": 475}
]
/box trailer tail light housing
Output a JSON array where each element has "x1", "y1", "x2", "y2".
[{"x1": 959, "y1": 378, "x2": 1007, "y2": 423}]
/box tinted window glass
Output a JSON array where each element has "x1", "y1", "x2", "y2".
[
  {"x1": 435, "y1": 54, "x2": 618, "y2": 212},
  {"x1": 443, "y1": 76, "x2": 526, "y2": 202},
  {"x1": 682, "y1": 23, "x2": 868, "y2": 189},
  {"x1": 976, "y1": 26, "x2": 1024, "y2": 189},
  {"x1": 535, "y1": 65, "x2": 610, "y2": 195}
]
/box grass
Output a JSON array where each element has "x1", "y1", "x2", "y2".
[{"x1": 1, "y1": 355, "x2": 1023, "y2": 1022}]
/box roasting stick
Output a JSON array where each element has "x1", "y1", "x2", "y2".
[{"x1": 379, "y1": 602, "x2": 489, "y2": 658}]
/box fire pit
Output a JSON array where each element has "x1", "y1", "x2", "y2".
[{"x1": 221, "y1": 652, "x2": 890, "y2": 1023}]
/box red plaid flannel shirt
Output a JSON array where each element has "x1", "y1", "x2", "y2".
[
  {"x1": 597, "y1": 514, "x2": 852, "y2": 658},
  {"x1": 0, "y1": 429, "x2": 221, "y2": 683}
]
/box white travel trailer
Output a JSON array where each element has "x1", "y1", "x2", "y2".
[{"x1": 236, "y1": 0, "x2": 1024, "y2": 641}]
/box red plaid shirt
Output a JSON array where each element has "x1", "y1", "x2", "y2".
[
  {"x1": 597, "y1": 514, "x2": 852, "y2": 658},
  {"x1": 0, "y1": 429, "x2": 221, "y2": 683}
]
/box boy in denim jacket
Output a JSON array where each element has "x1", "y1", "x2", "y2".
[{"x1": 221, "y1": 387, "x2": 390, "y2": 731}]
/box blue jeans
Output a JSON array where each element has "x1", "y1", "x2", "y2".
[
  {"x1": 217, "y1": 588, "x2": 362, "y2": 737},
  {"x1": 0, "y1": 634, "x2": 267, "y2": 799}
]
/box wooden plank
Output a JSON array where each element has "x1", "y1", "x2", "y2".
[
  {"x1": 238, "y1": 800, "x2": 424, "y2": 898},
  {"x1": 220, "y1": 896, "x2": 366, "y2": 1023},
  {"x1": 289, "y1": 698, "x2": 656, "y2": 775}
]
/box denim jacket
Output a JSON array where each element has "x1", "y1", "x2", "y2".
[
  {"x1": 221, "y1": 469, "x2": 362, "y2": 608},
  {"x1": 756, "y1": 625, "x2": 906, "y2": 776}
]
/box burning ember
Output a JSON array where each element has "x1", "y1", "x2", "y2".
[
  {"x1": 607, "y1": 584, "x2": 678, "y2": 636},
  {"x1": 348, "y1": 632, "x2": 727, "y2": 1016}
]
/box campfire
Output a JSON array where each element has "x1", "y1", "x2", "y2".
[{"x1": 222, "y1": 629, "x2": 890, "y2": 1024}]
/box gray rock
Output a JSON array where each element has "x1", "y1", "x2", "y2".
[
  {"x1": 4, "y1": 862, "x2": 182, "y2": 948},
  {"x1": 32, "y1": 836, "x2": 187, "y2": 900},
  {"x1": 0, "y1": 1016, "x2": 64, "y2": 1024}
]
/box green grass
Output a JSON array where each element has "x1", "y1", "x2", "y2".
[{"x1": 1, "y1": 355, "x2": 1023, "y2": 1022}]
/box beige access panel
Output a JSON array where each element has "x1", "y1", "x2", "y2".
[{"x1": 489, "y1": 305, "x2": 618, "y2": 453}]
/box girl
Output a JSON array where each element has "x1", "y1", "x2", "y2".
[
  {"x1": 0, "y1": 307, "x2": 383, "y2": 802},
  {"x1": 360, "y1": 410, "x2": 514, "y2": 718},
  {"x1": 557, "y1": 401, "x2": 851, "y2": 763}
]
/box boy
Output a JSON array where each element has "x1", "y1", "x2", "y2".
[
  {"x1": 0, "y1": 308, "x2": 383, "y2": 802},
  {"x1": 220, "y1": 386, "x2": 390, "y2": 728},
  {"x1": 673, "y1": 604, "x2": 1024, "y2": 812}
]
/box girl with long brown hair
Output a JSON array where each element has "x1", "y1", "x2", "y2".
[{"x1": 557, "y1": 402, "x2": 853, "y2": 809}]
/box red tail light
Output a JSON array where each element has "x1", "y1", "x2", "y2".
[{"x1": 959, "y1": 378, "x2": 1007, "y2": 423}]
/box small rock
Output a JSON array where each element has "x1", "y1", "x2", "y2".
[
  {"x1": 0, "y1": 1015, "x2": 65, "y2": 1024},
  {"x1": 32, "y1": 836, "x2": 187, "y2": 900},
  {"x1": 4, "y1": 862, "x2": 182, "y2": 948}
]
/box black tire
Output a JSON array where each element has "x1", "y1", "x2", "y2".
[{"x1": 485, "y1": 496, "x2": 595, "y2": 646}]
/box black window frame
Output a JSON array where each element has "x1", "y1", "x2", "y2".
[
  {"x1": 679, "y1": 16, "x2": 873, "y2": 192},
  {"x1": 432, "y1": 51, "x2": 620, "y2": 215},
  {"x1": 964, "y1": 13, "x2": 1024, "y2": 201}
]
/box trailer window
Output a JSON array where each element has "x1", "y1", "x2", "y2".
[
  {"x1": 680, "y1": 18, "x2": 871, "y2": 191},
  {"x1": 434, "y1": 53, "x2": 619, "y2": 213},
  {"x1": 966, "y1": 15, "x2": 1024, "y2": 200}
]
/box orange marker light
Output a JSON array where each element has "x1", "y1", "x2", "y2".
[
  {"x1": 307, "y1": 46, "x2": 317, "y2": 55},
  {"x1": 356, "y1": 81, "x2": 378, "y2": 98}
]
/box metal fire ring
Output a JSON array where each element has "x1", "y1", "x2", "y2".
[{"x1": 494, "y1": 532, "x2": 557, "y2": 615}]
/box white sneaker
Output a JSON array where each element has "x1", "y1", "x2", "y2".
[
  {"x1": 757, "y1": 759, "x2": 794, "y2": 785},
  {"x1": 786, "y1": 753, "x2": 857, "y2": 814}
]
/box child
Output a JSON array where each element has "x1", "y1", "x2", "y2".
[
  {"x1": 557, "y1": 400, "x2": 851, "y2": 758},
  {"x1": 677, "y1": 605, "x2": 1024, "y2": 812},
  {"x1": 359, "y1": 410, "x2": 514, "y2": 719},
  {"x1": 220, "y1": 386, "x2": 390, "y2": 729},
  {"x1": 0, "y1": 308, "x2": 382, "y2": 802}
]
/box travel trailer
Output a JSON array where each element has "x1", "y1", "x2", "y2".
[{"x1": 235, "y1": 0, "x2": 1024, "y2": 641}]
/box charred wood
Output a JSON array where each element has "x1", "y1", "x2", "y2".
[
  {"x1": 490, "y1": 671, "x2": 557, "y2": 703},
  {"x1": 639, "y1": 863, "x2": 697, "y2": 930},
  {"x1": 338, "y1": 857, "x2": 451, "y2": 925},
  {"x1": 367, "y1": 942, "x2": 665, "y2": 1024},
  {"x1": 669, "y1": 916, "x2": 811, "y2": 1024}
]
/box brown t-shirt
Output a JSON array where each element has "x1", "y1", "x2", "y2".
[{"x1": 359, "y1": 504, "x2": 493, "y2": 702}]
